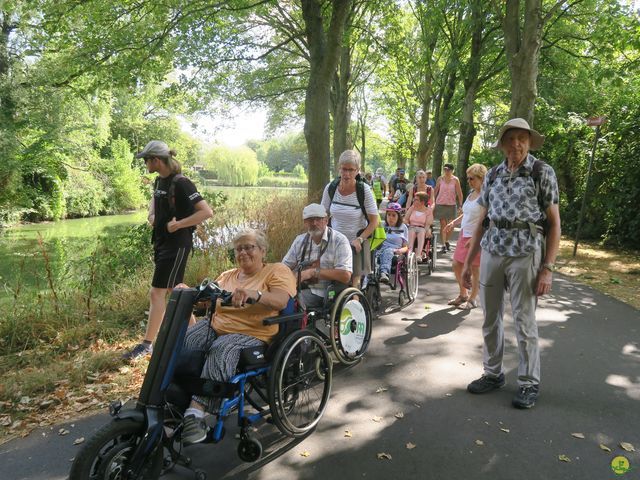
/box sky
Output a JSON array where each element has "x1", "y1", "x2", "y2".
[{"x1": 181, "y1": 107, "x2": 268, "y2": 147}]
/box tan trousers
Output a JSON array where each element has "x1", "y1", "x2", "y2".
[{"x1": 479, "y1": 246, "x2": 542, "y2": 386}]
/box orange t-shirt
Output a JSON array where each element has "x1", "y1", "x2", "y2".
[{"x1": 212, "y1": 263, "x2": 297, "y2": 343}]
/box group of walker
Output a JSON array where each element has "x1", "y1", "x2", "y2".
[{"x1": 79, "y1": 116, "x2": 560, "y2": 479}]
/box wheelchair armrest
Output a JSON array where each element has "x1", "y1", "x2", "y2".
[{"x1": 263, "y1": 312, "x2": 305, "y2": 326}]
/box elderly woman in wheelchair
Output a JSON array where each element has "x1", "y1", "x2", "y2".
[{"x1": 176, "y1": 228, "x2": 298, "y2": 444}]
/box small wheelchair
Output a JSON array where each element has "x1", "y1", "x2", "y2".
[
  {"x1": 414, "y1": 225, "x2": 437, "y2": 275},
  {"x1": 365, "y1": 248, "x2": 419, "y2": 310},
  {"x1": 69, "y1": 281, "x2": 332, "y2": 479}
]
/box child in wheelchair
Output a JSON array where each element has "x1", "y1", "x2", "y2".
[
  {"x1": 405, "y1": 191, "x2": 434, "y2": 262},
  {"x1": 377, "y1": 202, "x2": 408, "y2": 284}
]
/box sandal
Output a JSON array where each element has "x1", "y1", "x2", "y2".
[
  {"x1": 447, "y1": 295, "x2": 468, "y2": 306},
  {"x1": 458, "y1": 299, "x2": 478, "y2": 310}
]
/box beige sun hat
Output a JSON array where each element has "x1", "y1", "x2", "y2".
[{"x1": 492, "y1": 118, "x2": 545, "y2": 150}]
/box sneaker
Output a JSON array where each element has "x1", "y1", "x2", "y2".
[
  {"x1": 445, "y1": 241, "x2": 451, "y2": 251},
  {"x1": 467, "y1": 373, "x2": 506, "y2": 394},
  {"x1": 182, "y1": 414, "x2": 208, "y2": 445},
  {"x1": 379, "y1": 272, "x2": 390, "y2": 284},
  {"x1": 122, "y1": 342, "x2": 152, "y2": 360},
  {"x1": 439, "y1": 246, "x2": 447, "y2": 254},
  {"x1": 512, "y1": 385, "x2": 539, "y2": 409}
]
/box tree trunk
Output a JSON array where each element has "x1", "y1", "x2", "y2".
[
  {"x1": 301, "y1": 0, "x2": 352, "y2": 202},
  {"x1": 415, "y1": 36, "x2": 438, "y2": 171},
  {"x1": 456, "y1": 0, "x2": 484, "y2": 192},
  {"x1": 331, "y1": 42, "x2": 352, "y2": 169},
  {"x1": 431, "y1": 67, "x2": 457, "y2": 177},
  {"x1": 503, "y1": 0, "x2": 543, "y2": 124}
]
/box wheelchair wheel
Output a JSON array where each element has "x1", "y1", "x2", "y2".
[
  {"x1": 329, "y1": 287, "x2": 373, "y2": 365},
  {"x1": 431, "y1": 231, "x2": 438, "y2": 271},
  {"x1": 406, "y1": 251, "x2": 419, "y2": 300},
  {"x1": 364, "y1": 279, "x2": 382, "y2": 315},
  {"x1": 268, "y1": 330, "x2": 332, "y2": 437},
  {"x1": 69, "y1": 418, "x2": 162, "y2": 480}
]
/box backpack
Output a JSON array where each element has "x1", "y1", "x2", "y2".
[
  {"x1": 327, "y1": 174, "x2": 369, "y2": 225},
  {"x1": 484, "y1": 159, "x2": 547, "y2": 233}
]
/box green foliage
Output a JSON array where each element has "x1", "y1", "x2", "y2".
[
  {"x1": 64, "y1": 168, "x2": 107, "y2": 218},
  {"x1": 205, "y1": 145, "x2": 260, "y2": 186},
  {"x1": 100, "y1": 138, "x2": 145, "y2": 212},
  {"x1": 292, "y1": 164, "x2": 307, "y2": 180}
]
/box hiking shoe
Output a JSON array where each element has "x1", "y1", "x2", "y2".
[
  {"x1": 512, "y1": 385, "x2": 539, "y2": 409},
  {"x1": 122, "y1": 342, "x2": 152, "y2": 360},
  {"x1": 182, "y1": 414, "x2": 208, "y2": 445},
  {"x1": 467, "y1": 373, "x2": 506, "y2": 394},
  {"x1": 379, "y1": 272, "x2": 390, "y2": 284}
]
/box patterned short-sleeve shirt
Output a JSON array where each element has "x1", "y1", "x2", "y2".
[{"x1": 477, "y1": 153, "x2": 559, "y2": 257}]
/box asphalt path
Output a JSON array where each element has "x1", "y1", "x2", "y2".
[{"x1": 2, "y1": 240, "x2": 639, "y2": 480}]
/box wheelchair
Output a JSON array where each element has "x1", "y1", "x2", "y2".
[
  {"x1": 366, "y1": 247, "x2": 419, "y2": 309},
  {"x1": 413, "y1": 224, "x2": 437, "y2": 275},
  {"x1": 69, "y1": 281, "x2": 332, "y2": 480}
]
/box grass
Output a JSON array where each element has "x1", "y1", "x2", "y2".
[
  {"x1": 556, "y1": 238, "x2": 640, "y2": 309},
  {"x1": 0, "y1": 190, "x2": 306, "y2": 443}
]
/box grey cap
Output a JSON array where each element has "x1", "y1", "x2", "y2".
[{"x1": 135, "y1": 140, "x2": 170, "y2": 159}]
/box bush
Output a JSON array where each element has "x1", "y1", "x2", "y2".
[{"x1": 64, "y1": 169, "x2": 108, "y2": 218}]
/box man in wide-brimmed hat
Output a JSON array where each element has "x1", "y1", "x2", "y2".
[{"x1": 461, "y1": 118, "x2": 561, "y2": 409}]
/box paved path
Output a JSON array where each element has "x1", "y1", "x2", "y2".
[{"x1": 2, "y1": 244, "x2": 639, "y2": 480}]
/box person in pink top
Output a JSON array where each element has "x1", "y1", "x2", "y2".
[
  {"x1": 405, "y1": 191, "x2": 434, "y2": 261},
  {"x1": 434, "y1": 163, "x2": 463, "y2": 254}
]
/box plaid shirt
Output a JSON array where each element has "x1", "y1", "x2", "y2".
[{"x1": 282, "y1": 227, "x2": 352, "y2": 297}]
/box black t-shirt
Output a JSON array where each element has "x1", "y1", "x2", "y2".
[{"x1": 153, "y1": 174, "x2": 203, "y2": 250}]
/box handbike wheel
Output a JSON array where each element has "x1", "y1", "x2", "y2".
[
  {"x1": 329, "y1": 287, "x2": 373, "y2": 365},
  {"x1": 364, "y1": 282, "x2": 381, "y2": 315},
  {"x1": 407, "y1": 251, "x2": 419, "y2": 300},
  {"x1": 268, "y1": 330, "x2": 332, "y2": 437},
  {"x1": 69, "y1": 418, "x2": 162, "y2": 480}
]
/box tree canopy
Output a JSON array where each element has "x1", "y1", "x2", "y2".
[{"x1": 1, "y1": 0, "x2": 639, "y2": 247}]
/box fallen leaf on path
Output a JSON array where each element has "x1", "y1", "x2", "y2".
[
  {"x1": 571, "y1": 433, "x2": 585, "y2": 439},
  {"x1": 344, "y1": 430, "x2": 352, "y2": 438},
  {"x1": 475, "y1": 440, "x2": 484, "y2": 446},
  {"x1": 73, "y1": 437, "x2": 85, "y2": 445},
  {"x1": 300, "y1": 450, "x2": 310, "y2": 457},
  {"x1": 385, "y1": 363, "x2": 394, "y2": 367},
  {"x1": 413, "y1": 403, "x2": 421, "y2": 408},
  {"x1": 406, "y1": 442, "x2": 416, "y2": 450},
  {"x1": 500, "y1": 428, "x2": 510, "y2": 433},
  {"x1": 620, "y1": 442, "x2": 635, "y2": 452},
  {"x1": 558, "y1": 454, "x2": 571, "y2": 462},
  {"x1": 376, "y1": 387, "x2": 388, "y2": 393},
  {"x1": 417, "y1": 324, "x2": 428, "y2": 328},
  {"x1": 445, "y1": 393, "x2": 452, "y2": 397},
  {"x1": 394, "y1": 412, "x2": 404, "y2": 419},
  {"x1": 58, "y1": 428, "x2": 70, "y2": 436},
  {"x1": 377, "y1": 452, "x2": 392, "y2": 460},
  {"x1": 424, "y1": 305, "x2": 430, "y2": 309},
  {"x1": 0, "y1": 415, "x2": 11, "y2": 427},
  {"x1": 599, "y1": 444, "x2": 612, "y2": 452},
  {"x1": 372, "y1": 416, "x2": 383, "y2": 423}
]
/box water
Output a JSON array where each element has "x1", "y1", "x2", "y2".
[
  {"x1": 0, "y1": 211, "x2": 147, "y2": 299},
  {"x1": 0, "y1": 186, "x2": 307, "y2": 298}
]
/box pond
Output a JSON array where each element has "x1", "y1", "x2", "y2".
[{"x1": 0, "y1": 186, "x2": 306, "y2": 300}]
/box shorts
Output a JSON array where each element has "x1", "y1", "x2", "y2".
[
  {"x1": 434, "y1": 204, "x2": 456, "y2": 220},
  {"x1": 453, "y1": 232, "x2": 480, "y2": 267},
  {"x1": 152, "y1": 247, "x2": 190, "y2": 288}
]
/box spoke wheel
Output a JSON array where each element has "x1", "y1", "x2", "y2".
[
  {"x1": 268, "y1": 330, "x2": 332, "y2": 437},
  {"x1": 69, "y1": 419, "x2": 162, "y2": 480},
  {"x1": 407, "y1": 252, "x2": 419, "y2": 300},
  {"x1": 329, "y1": 288, "x2": 373, "y2": 365}
]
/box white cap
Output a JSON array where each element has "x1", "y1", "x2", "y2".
[{"x1": 302, "y1": 203, "x2": 328, "y2": 220}]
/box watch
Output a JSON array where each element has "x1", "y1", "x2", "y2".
[
  {"x1": 255, "y1": 290, "x2": 263, "y2": 303},
  {"x1": 357, "y1": 236, "x2": 364, "y2": 245},
  {"x1": 314, "y1": 267, "x2": 321, "y2": 280},
  {"x1": 541, "y1": 263, "x2": 556, "y2": 272}
]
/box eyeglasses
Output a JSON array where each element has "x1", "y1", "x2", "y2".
[
  {"x1": 340, "y1": 167, "x2": 357, "y2": 173},
  {"x1": 234, "y1": 244, "x2": 258, "y2": 253}
]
